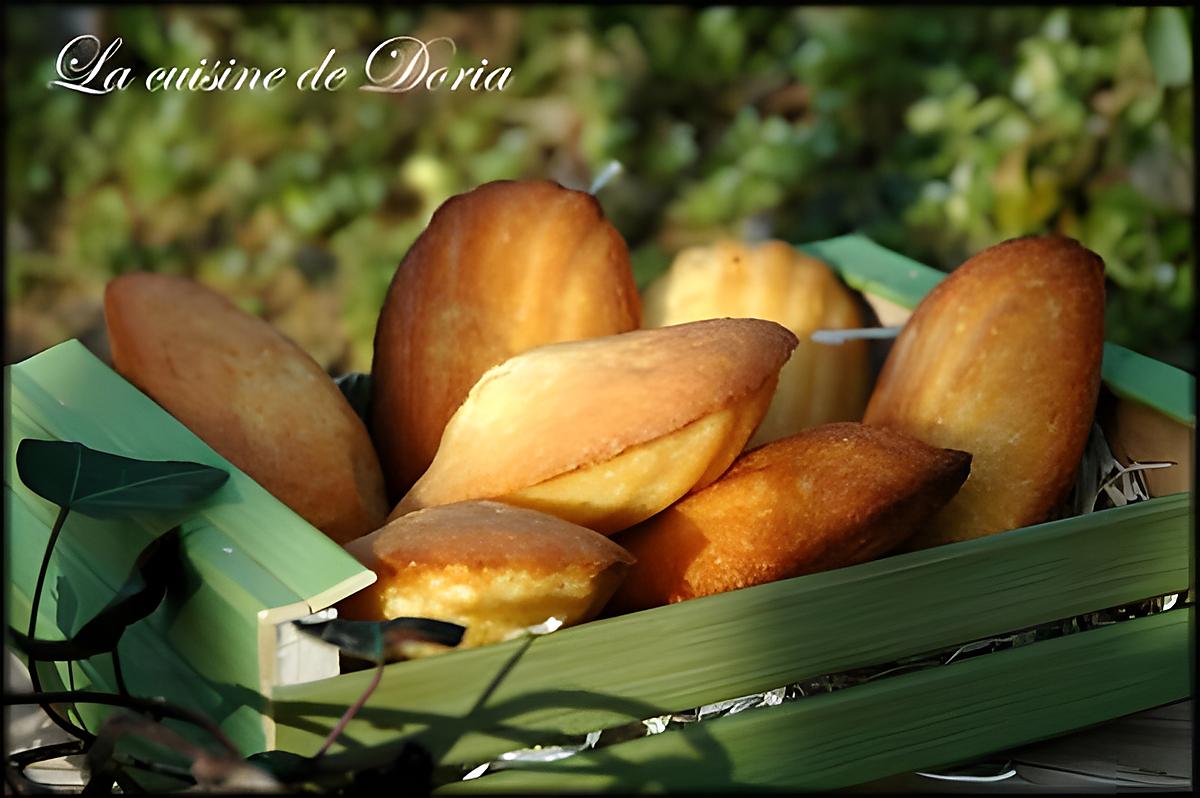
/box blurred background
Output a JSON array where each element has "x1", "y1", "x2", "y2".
[{"x1": 5, "y1": 5, "x2": 1194, "y2": 373}]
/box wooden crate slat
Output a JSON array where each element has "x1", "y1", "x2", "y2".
[
  {"x1": 6, "y1": 495, "x2": 272, "y2": 750},
  {"x1": 273, "y1": 492, "x2": 1190, "y2": 766},
  {"x1": 1098, "y1": 343, "x2": 1195, "y2": 425},
  {"x1": 800, "y1": 234, "x2": 944, "y2": 309},
  {"x1": 5, "y1": 340, "x2": 373, "y2": 753},
  {"x1": 6, "y1": 340, "x2": 370, "y2": 605},
  {"x1": 438, "y1": 608, "x2": 1192, "y2": 793}
]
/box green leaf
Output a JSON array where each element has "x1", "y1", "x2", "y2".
[
  {"x1": 345, "y1": 740, "x2": 432, "y2": 795},
  {"x1": 15, "y1": 439, "x2": 228, "y2": 519},
  {"x1": 295, "y1": 617, "x2": 466, "y2": 662},
  {"x1": 335, "y1": 372, "x2": 372, "y2": 423},
  {"x1": 9, "y1": 528, "x2": 182, "y2": 660},
  {"x1": 245, "y1": 740, "x2": 433, "y2": 791},
  {"x1": 1145, "y1": 7, "x2": 1192, "y2": 88},
  {"x1": 244, "y1": 750, "x2": 316, "y2": 783}
]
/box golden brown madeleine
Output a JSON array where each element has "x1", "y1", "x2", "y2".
[
  {"x1": 863, "y1": 235, "x2": 1105, "y2": 547},
  {"x1": 393, "y1": 318, "x2": 799, "y2": 535},
  {"x1": 105, "y1": 273, "x2": 388, "y2": 544},
  {"x1": 371, "y1": 180, "x2": 641, "y2": 498},
  {"x1": 607, "y1": 423, "x2": 971, "y2": 613},
  {"x1": 339, "y1": 501, "x2": 635, "y2": 649},
  {"x1": 644, "y1": 239, "x2": 871, "y2": 445}
]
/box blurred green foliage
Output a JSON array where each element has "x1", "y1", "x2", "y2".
[{"x1": 5, "y1": 6, "x2": 1193, "y2": 372}]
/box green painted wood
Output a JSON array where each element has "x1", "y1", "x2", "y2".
[
  {"x1": 800, "y1": 233, "x2": 945, "y2": 309},
  {"x1": 5, "y1": 340, "x2": 372, "y2": 753},
  {"x1": 440, "y1": 608, "x2": 1193, "y2": 793},
  {"x1": 6, "y1": 454, "x2": 297, "y2": 679},
  {"x1": 803, "y1": 234, "x2": 1196, "y2": 427},
  {"x1": 7, "y1": 340, "x2": 369, "y2": 601},
  {"x1": 1099, "y1": 343, "x2": 1195, "y2": 425},
  {"x1": 6, "y1": 493, "x2": 271, "y2": 751},
  {"x1": 272, "y1": 492, "x2": 1191, "y2": 766}
]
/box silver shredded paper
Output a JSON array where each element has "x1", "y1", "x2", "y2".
[
  {"x1": 917, "y1": 761, "x2": 1018, "y2": 783},
  {"x1": 1060, "y1": 421, "x2": 1176, "y2": 518}
]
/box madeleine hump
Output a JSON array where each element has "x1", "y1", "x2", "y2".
[
  {"x1": 104, "y1": 273, "x2": 388, "y2": 544},
  {"x1": 370, "y1": 179, "x2": 640, "y2": 498},
  {"x1": 608, "y1": 422, "x2": 971, "y2": 612},
  {"x1": 391, "y1": 318, "x2": 799, "y2": 535},
  {"x1": 339, "y1": 501, "x2": 634, "y2": 650},
  {"x1": 864, "y1": 235, "x2": 1105, "y2": 547},
  {"x1": 644, "y1": 238, "x2": 872, "y2": 445}
]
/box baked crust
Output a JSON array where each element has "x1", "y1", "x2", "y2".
[
  {"x1": 370, "y1": 179, "x2": 641, "y2": 498},
  {"x1": 340, "y1": 501, "x2": 635, "y2": 647},
  {"x1": 863, "y1": 235, "x2": 1105, "y2": 545},
  {"x1": 484, "y1": 371, "x2": 780, "y2": 535},
  {"x1": 397, "y1": 318, "x2": 799, "y2": 513},
  {"x1": 643, "y1": 239, "x2": 871, "y2": 445},
  {"x1": 104, "y1": 273, "x2": 388, "y2": 544},
  {"x1": 607, "y1": 422, "x2": 971, "y2": 612}
]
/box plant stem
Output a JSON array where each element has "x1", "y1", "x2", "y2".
[
  {"x1": 116, "y1": 755, "x2": 195, "y2": 784},
  {"x1": 3, "y1": 691, "x2": 239, "y2": 758},
  {"x1": 315, "y1": 660, "x2": 384, "y2": 758},
  {"x1": 429, "y1": 633, "x2": 537, "y2": 767},
  {"x1": 8, "y1": 740, "x2": 86, "y2": 782},
  {"x1": 66, "y1": 661, "x2": 88, "y2": 731},
  {"x1": 4, "y1": 765, "x2": 23, "y2": 795},
  {"x1": 25, "y1": 506, "x2": 93, "y2": 743},
  {"x1": 112, "y1": 646, "x2": 129, "y2": 697},
  {"x1": 27, "y1": 506, "x2": 67, "y2": 644}
]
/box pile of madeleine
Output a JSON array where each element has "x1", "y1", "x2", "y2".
[{"x1": 103, "y1": 179, "x2": 1104, "y2": 651}]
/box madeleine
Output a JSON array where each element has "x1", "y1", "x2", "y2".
[
  {"x1": 607, "y1": 423, "x2": 971, "y2": 612},
  {"x1": 392, "y1": 318, "x2": 799, "y2": 535},
  {"x1": 864, "y1": 235, "x2": 1105, "y2": 547},
  {"x1": 104, "y1": 273, "x2": 388, "y2": 544},
  {"x1": 370, "y1": 180, "x2": 641, "y2": 498},
  {"x1": 644, "y1": 239, "x2": 871, "y2": 445},
  {"x1": 339, "y1": 501, "x2": 635, "y2": 649}
]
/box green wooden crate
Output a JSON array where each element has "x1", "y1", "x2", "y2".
[
  {"x1": 5, "y1": 235, "x2": 1193, "y2": 791},
  {"x1": 5, "y1": 339, "x2": 373, "y2": 754}
]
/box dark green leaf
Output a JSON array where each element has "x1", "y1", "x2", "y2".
[
  {"x1": 245, "y1": 750, "x2": 317, "y2": 783},
  {"x1": 9, "y1": 528, "x2": 181, "y2": 660},
  {"x1": 294, "y1": 617, "x2": 465, "y2": 662},
  {"x1": 335, "y1": 372, "x2": 373, "y2": 423},
  {"x1": 16, "y1": 439, "x2": 228, "y2": 519},
  {"x1": 55, "y1": 575, "x2": 79, "y2": 632},
  {"x1": 1145, "y1": 7, "x2": 1192, "y2": 88},
  {"x1": 348, "y1": 740, "x2": 433, "y2": 795}
]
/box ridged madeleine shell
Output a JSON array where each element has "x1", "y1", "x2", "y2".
[
  {"x1": 370, "y1": 180, "x2": 641, "y2": 498},
  {"x1": 864, "y1": 235, "x2": 1105, "y2": 546},
  {"x1": 644, "y1": 239, "x2": 871, "y2": 446}
]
